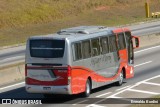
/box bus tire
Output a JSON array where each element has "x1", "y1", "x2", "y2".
[
  {"x1": 82, "y1": 79, "x2": 91, "y2": 97},
  {"x1": 116, "y1": 70, "x2": 124, "y2": 86}
]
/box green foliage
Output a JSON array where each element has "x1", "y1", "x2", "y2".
[
  {"x1": 0, "y1": 0, "x2": 160, "y2": 46},
  {"x1": 0, "y1": 0, "x2": 146, "y2": 28}
]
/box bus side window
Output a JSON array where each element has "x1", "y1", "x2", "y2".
[
  {"x1": 82, "y1": 40, "x2": 91, "y2": 59},
  {"x1": 118, "y1": 33, "x2": 126, "y2": 50},
  {"x1": 72, "y1": 42, "x2": 82, "y2": 61},
  {"x1": 91, "y1": 38, "x2": 100, "y2": 57},
  {"x1": 109, "y1": 35, "x2": 117, "y2": 52},
  {"x1": 100, "y1": 37, "x2": 109, "y2": 54}
]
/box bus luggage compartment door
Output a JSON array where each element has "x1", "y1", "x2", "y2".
[{"x1": 25, "y1": 66, "x2": 68, "y2": 86}]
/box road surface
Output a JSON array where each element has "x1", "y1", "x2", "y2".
[
  {"x1": 0, "y1": 44, "x2": 160, "y2": 107},
  {"x1": 0, "y1": 20, "x2": 160, "y2": 107}
]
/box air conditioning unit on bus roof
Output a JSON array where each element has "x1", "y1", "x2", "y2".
[{"x1": 57, "y1": 26, "x2": 108, "y2": 35}]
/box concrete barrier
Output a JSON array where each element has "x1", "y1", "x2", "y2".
[
  {"x1": 0, "y1": 33, "x2": 160, "y2": 86},
  {"x1": 0, "y1": 64, "x2": 25, "y2": 86}
]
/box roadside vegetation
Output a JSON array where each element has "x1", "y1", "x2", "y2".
[{"x1": 0, "y1": 0, "x2": 160, "y2": 46}]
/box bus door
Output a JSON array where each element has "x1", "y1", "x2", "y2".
[
  {"x1": 114, "y1": 31, "x2": 134, "y2": 78},
  {"x1": 125, "y1": 32, "x2": 134, "y2": 65},
  {"x1": 117, "y1": 33, "x2": 129, "y2": 64}
]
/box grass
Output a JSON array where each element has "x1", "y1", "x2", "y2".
[
  {"x1": 0, "y1": 0, "x2": 129, "y2": 28},
  {"x1": 0, "y1": 0, "x2": 160, "y2": 46}
]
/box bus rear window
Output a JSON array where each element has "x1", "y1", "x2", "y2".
[{"x1": 30, "y1": 39, "x2": 65, "y2": 58}]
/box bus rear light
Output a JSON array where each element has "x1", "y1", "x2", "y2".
[
  {"x1": 54, "y1": 69, "x2": 58, "y2": 72},
  {"x1": 67, "y1": 65, "x2": 72, "y2": 85},
  {"x1": 68, "y1": 77, "x2": 71, "y2": 85},
  {"x1": 67, "y1": 65, "x2": 72, "y2": 77},
  {"x1": 25, "y1": 64, "x2": 27, "y2": 76}
]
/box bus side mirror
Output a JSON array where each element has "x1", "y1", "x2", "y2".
[{"x1": 132, "y1": 36, "x2": 140, "y2": 49}]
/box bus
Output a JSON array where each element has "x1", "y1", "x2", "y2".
[{"x1": 25, "y1": 26, "x2": 139, "y2": 97}]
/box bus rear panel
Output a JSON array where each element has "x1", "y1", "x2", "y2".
[{"x1": 25, "y1": 38, "x2": 72, "y2": 94}]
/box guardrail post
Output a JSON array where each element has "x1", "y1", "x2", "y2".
[{"x1": 145, "y1": 1, "x2": 150, "y2": 18}]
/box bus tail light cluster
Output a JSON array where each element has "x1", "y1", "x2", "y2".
[
  {"x1": 67, "y1": 65, "x2": 71, "y2": 77},
  {"x1": 25, "y1": 64, "x2": 27, "y2": 76},
  {"x1": 67, "y1": 65, "x2": 72, "y2": 84},
  {"x1": 25, "y1": 64, "x2": 28, "y2": 84}
]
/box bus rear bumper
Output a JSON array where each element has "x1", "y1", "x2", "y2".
[{"x1": 25, "y1": 84, "x2": 72, "y2": 95}]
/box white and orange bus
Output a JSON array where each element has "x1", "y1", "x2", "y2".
[{"x1": 25, "y1": 26, "x2": 139, "y2": 97}]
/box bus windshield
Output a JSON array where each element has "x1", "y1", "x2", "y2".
[{"x1": 30, "y1": 39, "x2": 65, "y2": 58}]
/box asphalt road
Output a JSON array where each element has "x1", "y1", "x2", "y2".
[
  {"x1": 1, "y1": 20, "x2": 160, "y2": 67},
  {"x1": 0, "y1": 44, "x2": 160, "y2": 107},
  {"x1": 127, "y1": 20, "x2": 160, "y2": 35}
]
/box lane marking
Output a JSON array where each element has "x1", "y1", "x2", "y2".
[
  {"x1": 116, "y1": 85, "x2": 131, "y2": 91},
  {"x1": 142, "y1": 82, "x2": 160, "y2": 86},
  {"x1": 107, "y1": 75, "x2": 160, "y2": 98},
  {"x1": 108, "y1": 96, "x2": 122, "y2": 98},
  {"x1": 107, "y1": 83, "x2": 139, "y2": 98},
  {"x1": 136, "y1": 75, "x2": 160, "y2": 84},
  {"x1": 127, "y1": 89, "x2": 160, "y2": 95},
  {"x1": 96, "y1": 92, "x2": 112, "y2": 98},
  {"x1": 72, "y1": 100, "x2": 88, "y2": 105},
  {"x1": 86, "y1": 104, "x2": 106, "y2": 107},
  {"x1": 134, "y1": 45, "x2": 160, "y2": 54},
  {"x1": 0, "y1": 82, "x2": 25, "y2": 91},
  {"x1": 134, "y1": 61, "x2": 152, "y2": 67}
]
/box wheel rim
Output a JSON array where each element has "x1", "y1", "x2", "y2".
[
  {"x1": 119, "y1": 72, "x2": 123, "y2": 84},
  {"x1": 86, "y1": 82, "x2": 90, "y2": 94}
]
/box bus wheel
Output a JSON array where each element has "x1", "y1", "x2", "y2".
[
  {"x1": 82, "y1": 79, "x2": 91, "y2": 97},
  {"x1": 116, "y1": 71, "x2": 124, "y2": 86}
]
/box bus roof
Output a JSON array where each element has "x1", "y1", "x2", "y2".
[{"x1": 29, "y1": 26, "x2": 130, "y2": 42}]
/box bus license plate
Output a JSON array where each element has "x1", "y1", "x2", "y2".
[{"x1": 43, "y1": 87, "x2": 51, "y2": 91}]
